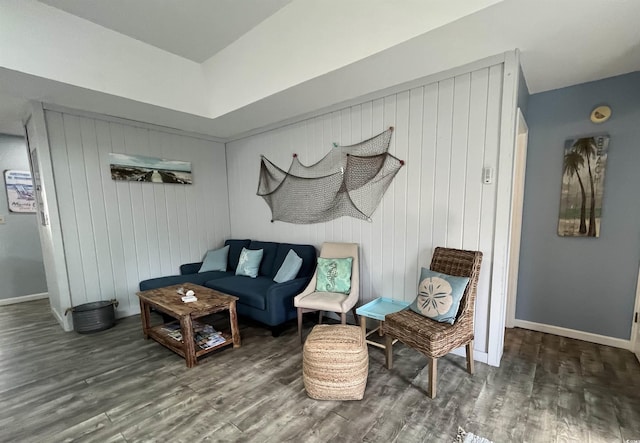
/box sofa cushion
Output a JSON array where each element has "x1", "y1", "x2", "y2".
[
  {"x1": 249, "y1": 240, "x2": 279, "y2": 277},
  {"x1": 274, "y1": 243, "x2": 316, "y2": 279},
  {"x1": 139, "y1": 270, "x2": 233, "y2": 291},
  {"x1": 224, "y1": 239, "x2": 251, "y2": 271},
  {"x1": 273, "y1": 249, "x2": 303, "y2": 283},
  {"x1": 206, "y1": 276, "x2": 275, "y2": 310},
  {"x1": 235, "y1": 248, "x2": 263, "y2": 278},
  {"x1": 199, "y1": 245, "x2": 229, "y2": 272}
]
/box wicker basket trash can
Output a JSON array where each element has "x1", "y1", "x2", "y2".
[{"x1": 303, "y1": 324, "x2": 368, "y2": 400}]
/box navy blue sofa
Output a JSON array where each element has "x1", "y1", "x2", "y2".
[{"x1": 139, "y1": 239, "x2": 317, "y2": 335}]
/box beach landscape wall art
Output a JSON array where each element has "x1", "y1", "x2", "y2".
[
  {"x1": 109, "y1": 153, "x2": 192, "y2": 184},
  {"x1": 558, "y1": 134, "x2": 609, "y2": 238}
]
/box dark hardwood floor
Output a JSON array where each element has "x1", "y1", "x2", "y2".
[{"x1": 0, "y1": 300, "x2": 638, "y2": 442}]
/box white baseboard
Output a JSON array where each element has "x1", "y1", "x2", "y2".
[
  {"x1": 0, "y1": 292, "x2": 49, "y2": 306},
  {"x1": 51, "y1": 305, "x2": 73, "y2": 332},
  {"x1": 450, "y1": 347, "x2": 490, "y2": 365},
  {"x1": 115, "y1": 306, "x2": 141, "y2": 319},
  {"x1": 513, "y1": 319, "x2": 631, "y2": 350}
]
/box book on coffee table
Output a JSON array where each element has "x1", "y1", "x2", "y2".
[
  {"x1": 160, "y1": 321, "x2": 226, "y2": 349},
  {"x1": 194, "y1": 324, "x2": 226, "y2": 350}
]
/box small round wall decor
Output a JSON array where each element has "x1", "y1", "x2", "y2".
[{"x1": 590, "y1": 105, "x2": 611, "y2": 123}]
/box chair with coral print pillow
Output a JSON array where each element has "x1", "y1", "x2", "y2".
[{"x1": 382, "y1": 247, "x2": 482, "y2": 398}]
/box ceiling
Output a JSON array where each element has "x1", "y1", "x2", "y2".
[
  {"x1": 38, "y1": 0, "x2": 294, "y2": 63},
  {"x1": 1, "y1": 0, "x2": 639, "y2": 140},
  {"x1": 0, "y1": 94, "x2": 29, "y2": 136}
]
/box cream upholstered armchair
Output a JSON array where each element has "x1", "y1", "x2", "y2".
[{"x1": 294, "y1": 242, "x2": 359, "y2": 343}]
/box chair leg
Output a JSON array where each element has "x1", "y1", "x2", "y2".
[
  {"x1": 351, "y1": 307, "x2": 359, "y2": 326},
  {"x1": 466, "y1": 340, "x2": 475, "y2": 374},
  {"x1": 318, "y1": 311, "x2": 323, "y2": 324},
  {"x1": 385, "y1": 334, "x2": 393, "y2": 369},
  {"x1": 428, "y1": 357, "x2": 437, "y2": 399},
  {"x1": 297, "y1": 308, "x2": 303, "y2": 344},
  {"x1": 340, "y1": 312, "x2": 347, "y2": 324}
]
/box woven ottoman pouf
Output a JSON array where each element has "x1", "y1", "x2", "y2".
[{"x1": 303, "y1": 324, "x2": 368, "y2": 400}]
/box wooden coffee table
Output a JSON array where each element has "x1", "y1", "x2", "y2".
[{"x1": 136, "y1": 283, "x2": 241, "y2": 367}]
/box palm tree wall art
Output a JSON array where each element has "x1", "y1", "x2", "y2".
[{"x1": 558, "y1": 135, "x2": 609, "y2": 237}]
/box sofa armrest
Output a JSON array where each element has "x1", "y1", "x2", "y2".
[
  {"x1": 180, "y1": 262, "x2": 203, "y2": 275},
  {"x1": 264, "y1": 277, "x2": 310, "y2": 318}
]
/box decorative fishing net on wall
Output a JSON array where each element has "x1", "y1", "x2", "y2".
[{"x1": 257, "y1": 127, "x2": 404, "y2": 224}]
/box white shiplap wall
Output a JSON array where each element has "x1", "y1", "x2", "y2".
[
  {"x1": 45, "y1": 111, "x2": 231, "y2": 317},
  {"x1": 227, "y1": 64, "x2": 504, "y2": 357}
]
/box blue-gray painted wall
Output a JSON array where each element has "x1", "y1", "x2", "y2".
[
  {"x1": 516, "y1": 71, "x2": 640, "y2": 339},
  {"x1": 0, "y1": 134, "x2": 48, "y2": 299}
]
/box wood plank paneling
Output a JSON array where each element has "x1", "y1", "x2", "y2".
[
  {"x1": 433, "y1": 77, "x2": 454, "y2": 248},
  {"x1": 45, "y1": 111, "x2": 230, "y2": 316},
  {"x1": 382, "y1": 95, "x2": 397, "y2": 299},
  {"x1": 47, "y1": 112, "x2": 87, "y2": 307},
  {"x1": 417, "y1": 83, "x2": 438, "y2": 271},
  {"x1": 79, "y1": 117, "x2": 114, "y2": 305},
  {"x1": 226, "y1": 63, "x2": 505, "y2": 354},
  {"x1": 476, "y1": 64, "x2": 504, "y2": 350},
  {"x1": 404, "y1": 87, "x2": 424, "y2": 300}
]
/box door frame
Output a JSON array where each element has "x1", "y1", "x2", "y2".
[
  {"x1": 631, "y1": 265, "x2": 640, "y2": 362},
  {"x1": 505, "y1": 108, "x2": 528, "y2": 328}
]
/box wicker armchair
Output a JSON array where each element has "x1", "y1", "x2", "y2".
[{"x1": 382, "y1": 247, "x2": 482, "y2": 398}]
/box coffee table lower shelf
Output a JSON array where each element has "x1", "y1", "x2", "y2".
[{"x1": 147, "y1": 324, "x2": 234, "y2": 359}]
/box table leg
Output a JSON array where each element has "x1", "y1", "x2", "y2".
[
  {"x1": 379, "y1": 320, "x2": 384, "y2": 336},
  {"x1": 360, "y1": 315, "x2": 367, "y2": 340},
  {"x1": 139, "y1": 299, "x2": 151, "y2": 339},
  {"x1": 385, "y1": 334, "x2": 393, "y2": 369},
  {"x1": 229, "y1": 300, "x2": 241, "y2": 348},
  {"x1": 180, "y1": 315, "x2": 197, "y2": 368}
]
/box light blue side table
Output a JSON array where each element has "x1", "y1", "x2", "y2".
[{"x1": 356, "y1": 297, "x2": 410, "y2": 350}]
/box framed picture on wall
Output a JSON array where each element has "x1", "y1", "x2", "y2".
[
  {"x1": 108, "y1": 153, "x2": 192, "y2": 184},
  {"x1": 558, "y1": 134, "x2": 609, "y2": 237},
  {"x1": 4, "y1": 170, "x2": 36, "y2": 213}
]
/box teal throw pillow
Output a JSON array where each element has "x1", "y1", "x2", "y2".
[
  {"x1": 235, "y1": 248, "x2": 263, "y2": 278},
  {"x1": 199, "y1": 245, "x2": 229, "y2": 273},
  {"x1": 315, "y1": 257, "x2": 353, "y2": 294},
  {"x1": 273, "y1": 249, "x2": 303, "y2": 283},
  {"x1": 409, "y1": 268, "x2": 470, "y2": 324}
]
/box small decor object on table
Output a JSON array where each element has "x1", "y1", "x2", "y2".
[
  {"x1": 136, "y1": 283, "x2": 240, "y2": 368},
  {"x1": 356, "y1": 297, "x2": 410, "y2": 351},
  {"x1": 181, "y1": 289, "x2": 197, "y2": 303}
]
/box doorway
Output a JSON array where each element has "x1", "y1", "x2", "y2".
[
  {"x1": 505, "y1": 108, "x2": 529, "y2": 328},
  {"x1": 0, "y1": 132, "x2": 48, "y2": 305}
]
